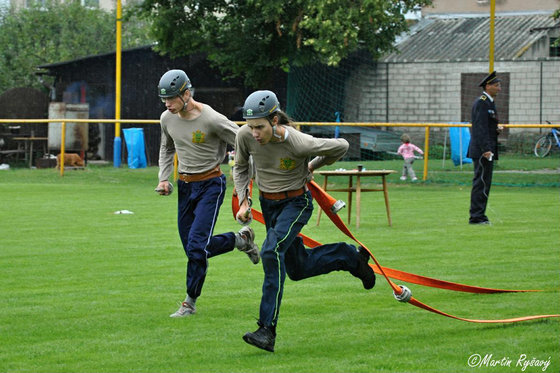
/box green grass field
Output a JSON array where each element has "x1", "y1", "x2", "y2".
[{"x1": 0, "y1": 158, "x2": 559, "y2": 373}]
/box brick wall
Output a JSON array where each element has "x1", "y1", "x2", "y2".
[{"x1": 344, "y1": 60, "x2": 560, "y2": 145}]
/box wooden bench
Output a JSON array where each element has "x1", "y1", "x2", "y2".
[{"x1": 0, "y1": 149, "x2": 26, "y2": 162}]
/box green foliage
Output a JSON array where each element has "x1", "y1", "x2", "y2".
[
  {"x1": 427, "y1": 144, "x2": 447, "y2": 159},
  {"x1": 553, "y1": 7, "x2": 560, "y2": 47},
  {"x1": 0, "y1": 1, "x2": 111, "y2": 92},
  {"x1": 133, "y1": 0, "x2": 432, "y2": 87},
  {"x1": 0, "y1": 0, "x2": 153, "y2": 93},
  {"x1": 121, "y1": 9, "x2": 155, "y2": 49}
]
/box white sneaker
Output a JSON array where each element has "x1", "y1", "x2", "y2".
[
  {"x1": 170, "y1": 301, "x2": 196, "y2": 318},
  {"x1": 412, "y1": 177, "x2": 418, "y2": 181},
  {"x1": 238, "y1": 226, "x2": 260, "y2": 264},
  {"x1": 400, "y1": 176, "x2": 406, "y2": 181}
]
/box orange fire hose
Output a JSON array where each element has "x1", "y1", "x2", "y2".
[{"x1": 232, "y1": 181, "x2": 560, "y2": 323}]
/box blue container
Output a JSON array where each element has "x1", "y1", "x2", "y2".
[
  {"x1": 449, "y1": 126, "x2": 472, "y2": 166},
  {"x1": 122, "y1": 128, "x2": 147, "y2": 169}
]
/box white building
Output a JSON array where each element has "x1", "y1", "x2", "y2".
[
  {"x1": 8, "y1": 0, "x2": 133, "y2": 11},
  {"x1": 338, "y1": 1, "x2": 560, "y2": 150}
]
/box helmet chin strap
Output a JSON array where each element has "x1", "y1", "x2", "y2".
[
  {"x1": 272, "y1": 125, "x2": 283, "y2": 139},
  {"x1": 268, "y1": 118, "x2": 283, "y2": 140},
  {"x1": 179, "y1": 93, "x2": 194, "y2": 112}
]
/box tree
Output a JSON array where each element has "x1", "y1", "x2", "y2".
[
  {"x1": 0, "y1": 0, "x2": 153, "y2": 93},
  {"x1": 552, "y1": 7, "x2": 559, "y2": 47},
  {"x1": 134, "y1": 0, "x2": 431, "y2": 87}
]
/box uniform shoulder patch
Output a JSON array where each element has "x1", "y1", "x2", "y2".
[{"x1": 480, "y1": 95, "x2": 487, "y2": 101}]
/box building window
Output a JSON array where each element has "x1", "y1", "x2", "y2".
[
  {"x1": 81, "y1": 0, "x2": 99, "y2": 7},
  {"x1": 25, "y1": 0, "x2": 47, "y2": 8},
  {"x1": 550, "y1": 38, "x2": 560, "y2": 57},
  {"x1": 24, "y1": 0, "x2": 98, "y2": 8}
]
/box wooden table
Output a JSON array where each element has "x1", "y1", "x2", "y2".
[
  {"x1": 316, "y1": 169, "x2": 396, "y2": 228},
  {"x1": 13, "y1": 137, "x2": 48, "y2": 168}
]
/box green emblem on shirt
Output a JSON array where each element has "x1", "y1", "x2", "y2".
[
  {"x1": 279, "y1": 158, "x2": 296, "y2": 170},
  {"x1": 192, "y1": 130, "x2": 206, "y2": 143}
]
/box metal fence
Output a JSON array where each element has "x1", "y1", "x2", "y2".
[{"x1": 0, "y1": 118, "x2": 557, "y2": 177}]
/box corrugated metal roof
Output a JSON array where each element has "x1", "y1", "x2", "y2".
[
  {"x1": 382, "y1": 14, "x2": 559, "y2": 62},
  {"x1": 37, "y1": 45, "x2": 154, "y2": 69}
]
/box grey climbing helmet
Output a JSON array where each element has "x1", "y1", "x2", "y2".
[
  {"x1": 242, "y1": 90, "x2": 280, "y2": 119},
  {"x1": 158, "y1": 69, "x2": 192, "y2": 98}
]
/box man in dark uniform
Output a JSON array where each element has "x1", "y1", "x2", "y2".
[{"x1": 467, "y1": 71, "x2": 502, "y2": 225}]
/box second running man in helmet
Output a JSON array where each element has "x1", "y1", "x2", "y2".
[{"x1": 233, "y1": 90, "x2": 376, "y2": 352}]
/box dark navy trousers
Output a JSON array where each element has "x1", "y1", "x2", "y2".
[
  {"x1": 258, "y1": 191, "x2": 361, "y2": 327},
  {"x1": 469, "y1": 156, "x2": 493, "y2": 223},
  {"x1": 177, "y1": 174, "x2": 235, "y2": 298}
]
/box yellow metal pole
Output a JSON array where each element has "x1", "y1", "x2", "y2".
[
  {"x1": 489, "y1": 0, "x2": 495, "y2": 72},
  {"x1": 113, "y1": 0, "x2": 123, "y2": 167},
  {"x1": 422, "y1": 126, "x2": 429, "y2": 181},
  {"x1": 60, "y1": 121, "x2": 66, "y2": 176},
  {"x1": 174, "y1": 153, "x2": 178, "y2": 181}
]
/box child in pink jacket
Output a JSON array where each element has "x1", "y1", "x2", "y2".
[{"x1": 397, "y1": 134, "x2": 424, "y2": 181}]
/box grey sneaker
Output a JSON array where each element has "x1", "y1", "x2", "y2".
[
  {"x1": 170, "y1": 301, "x2": 196, "y2": 318},
  {"x1": 238, "y1": 226, "x2": 260, "y2": 264}
]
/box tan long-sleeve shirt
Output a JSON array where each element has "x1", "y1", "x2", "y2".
[
  {"x1": 233, "y1": 125, "x2": 348, "y2": 205},
  {"x1": 158, "y1": 104, "x2": 238, "y2": 182}
]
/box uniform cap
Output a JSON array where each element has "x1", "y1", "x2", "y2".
[{"x1": 479, "y1": 71, "x2": 501, "y2": 87}]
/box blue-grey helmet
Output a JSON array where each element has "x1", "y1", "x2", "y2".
[
  {"x1": 158, "y1": 69, "x2": 192, "y2": 98},
  {"x1": 242, "y1": 90, "x2": 280, "y2": 119}
]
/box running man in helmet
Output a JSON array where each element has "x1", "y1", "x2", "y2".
[
  {"x1": 233, "y1": 90, "x2": 376, "y2": 352},
  {"x1": 155, "y1": 69, "x2": 260, "y2": 318}
]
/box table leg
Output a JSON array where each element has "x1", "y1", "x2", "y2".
[
  {"x1": 356, "y1": 175, "x2": 361, "y2": 229},
  {"x1": 316, "y1": 175, "x2": 329, "y2": 226},
  {"x1": 347, "y1": 176, "x2": 353, "y2": 224},
  {"x1": 29, "y1": 140, "x2": 34, "y2": 168},
  {"x1": 16, "y1": 142, "x2": 23, "y2": 161},
  {"x1": 24, "y1": 141, "x2": 30, "y2": 167},
  {"x1": 382, "y1": 175, "x2": 392, "y2": 226}
]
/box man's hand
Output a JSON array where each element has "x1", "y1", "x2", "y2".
[
  {"x1": 483, "y1": 151, "x2": 493, "y2": 160},
  {"x1": 236, "y1": 198, "x2": 253, "y2": 225},
  {"x1": 308, "y1": 161, "x2": 314, "y2": 173},
  {"x1": 155, "y1": 181, "x2": 173, "y2": 196}
]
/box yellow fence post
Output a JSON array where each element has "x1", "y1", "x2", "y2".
[
  {"x1": 173, "y1": 153, "x2": 178, "y2": 181},
  {"x1": 113, "y1": 0, "x2": 123, "y2": 168},
  {"x1": 423, "y1": 126, "x2": 430, "y2": 181},
  {"x1": 489, "y1": 0, "x2": 495, "y2": 72},
  {"x1": 60, "y1": 121, "x2": 66, "y2": 176}
]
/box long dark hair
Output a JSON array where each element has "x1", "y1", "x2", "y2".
[{"x1": 267, "y1": 110, "x2": 296, "y2": 128}]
